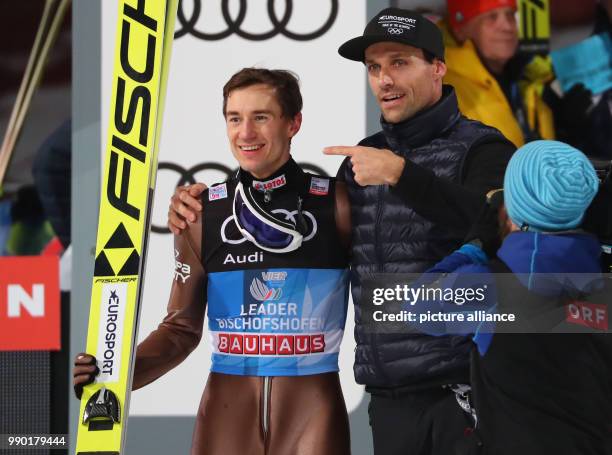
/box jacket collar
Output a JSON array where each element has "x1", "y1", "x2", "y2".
[
  {"x1": 441, "y1": 19, "x2": 526, "y2": 87},
  {"x1": 380, "y1": 85, "x2": 461, "y2": 150},
  {"x1": 440, "y1": 20, "x2": 487, "y2": 81},
  {"x1": 238, "y1": 156, "x2": 306, "y2": 194},
  {"x1": 497, "y1": 231, "x2": 602, "y2": 295}
]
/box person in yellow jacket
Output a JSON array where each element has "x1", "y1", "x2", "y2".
[{"x1": 442, "y1": 0, "x2": 555, "y2": 147}]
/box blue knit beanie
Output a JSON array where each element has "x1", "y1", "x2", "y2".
[{"x1": 504, "y1": 140, "x2": 599, "y2": 232}]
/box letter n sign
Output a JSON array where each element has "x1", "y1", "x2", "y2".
[{"x1": 0, "y1": 256, "x2": 60, "y2": 350}]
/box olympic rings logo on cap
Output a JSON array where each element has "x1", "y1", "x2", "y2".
[
  {"x1": 175, "y1": 0, "x2": 339, "y2": 41},
  {"x1": 387, "y1": 28, "x2": 404, "y2": 34}
]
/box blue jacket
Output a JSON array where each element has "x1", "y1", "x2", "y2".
[
  {"x1": 431, "y1": 232, "x2": 612, "y2": 454},
  {"x1": 429, "y1": 231, "x2": 602, "y2": 351}
]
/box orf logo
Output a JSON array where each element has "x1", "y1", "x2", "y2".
[
  {"x1": 566, "y1": 300, "x2": 608, "y2": 330},
  {"x1": 0, "y1": 256, "x2": 60, "y2": 351}
]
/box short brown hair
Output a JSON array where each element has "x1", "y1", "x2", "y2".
[{"x1": 222, "y1": 68, "x2": 303, "y2": 118}]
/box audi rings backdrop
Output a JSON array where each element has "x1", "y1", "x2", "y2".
[{"x1": 71, "y1": 0, "x2": 390, "y2": 453}]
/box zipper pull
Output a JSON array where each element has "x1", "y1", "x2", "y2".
[
  {"x1": 296, "y1": 196, "x2": 308, "y2": 235},
  {"x1": 264, "y1": 190, "x2": 272, "y2": 203}
]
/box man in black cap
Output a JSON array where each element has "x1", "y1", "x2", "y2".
[
  {"x1": 324, "y1": 8, "x2": 515, "y2": 454},
  {"x1": 167, "y1": 8, "x2": 516, "y2": 454}
]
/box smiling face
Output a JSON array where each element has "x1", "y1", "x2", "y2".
[
  {"x1": 364, "y1": 41, "x2": 446, "y2": 124},
  {"x1": 225, "y1": 83, "x2": 302, "y2": 179},
  {"x1": 455, "y1": 7, "x2": 518, "y2": 74}
]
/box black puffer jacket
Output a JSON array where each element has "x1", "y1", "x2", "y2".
[{"x1": 343, "y1": 86, "x2": 509, "y2": 393}]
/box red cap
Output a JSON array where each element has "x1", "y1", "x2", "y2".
[{"x1": 447, "y1": 0, "x2": 517, "y2": 30}]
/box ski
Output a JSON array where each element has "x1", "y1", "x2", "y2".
[
  {"x1": 517, "y1": 0, "x2": 550, "y2": 55},
  {"x1": 75, "y1": 0, "x2": 178, "y2": 453}
]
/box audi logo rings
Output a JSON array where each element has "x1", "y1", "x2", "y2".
[
  {"x1": 154, "y1": 161, "x2": 328, "y2": 234},
  {"x1": 175, "y1": 0, "x2": 339, "y2": 41},
  {"x1": 221, "y1": 209, "x2": 318, "y2": 245}
]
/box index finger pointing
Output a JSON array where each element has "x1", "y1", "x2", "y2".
[{"x1": 323, "y1": 146, "x2": 357, "y2": 157}]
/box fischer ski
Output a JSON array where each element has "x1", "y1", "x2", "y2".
[{"x1": 75, "y1": 0, "x2": 178, "y2": 453}]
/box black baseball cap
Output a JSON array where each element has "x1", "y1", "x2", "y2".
[{"x1": 338, "y1": 8, "x2": 445, "y2": 62}]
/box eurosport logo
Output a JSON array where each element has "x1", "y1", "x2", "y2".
[
  {"x1": 96, "y1": 283, "x2": 127, "y2": 383},
  {"x1": 153, "y1": 161, "x2": 328, "y2": 234},
  {"x1": 221, "y1": 208, "x2": 318, "y2": 244},
  {"x1": 175, "y1": 0, "x2": 339, "y2": 41},
  {"x1": 250, "y1": 277, "x2": 283, "y2": 301},
  {"x1": 378, "y1": 15, "x2": 415, "y2": 36}
]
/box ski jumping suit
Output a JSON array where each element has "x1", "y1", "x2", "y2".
[{"x1": 133, "y1": 158, "x2": 351, "y2": 455}]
